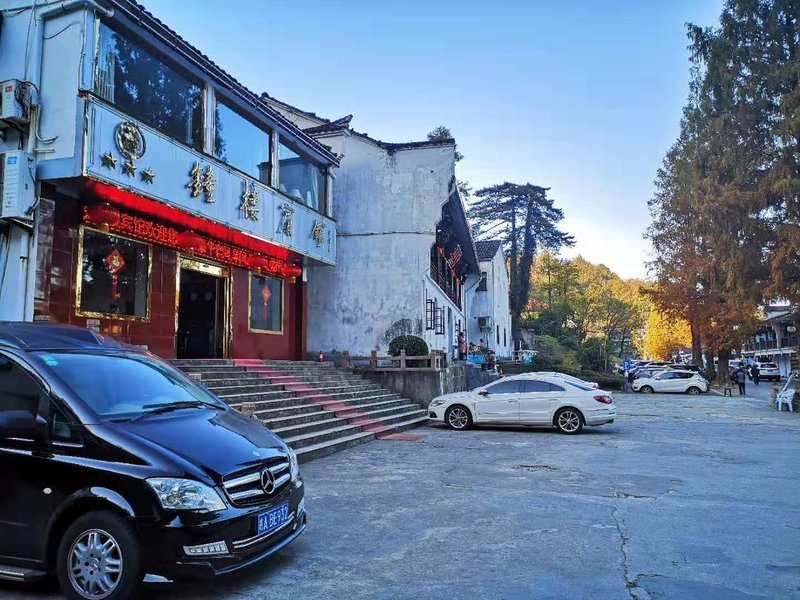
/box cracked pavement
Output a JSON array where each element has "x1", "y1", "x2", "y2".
[{"x1": 4, "y1": 393, "x2": 800, "y2": 599}]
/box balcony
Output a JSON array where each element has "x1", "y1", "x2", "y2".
[
  {"x1": 780, "y1": 335, "x2": 799, "y2": 349},
  {"x1": 430, "y1": 266, "x2": 462, "y2": 310},
  {"x1": 743, "y1": 339, "x2": 778, "y2": 352},
  {"x1": 82, "y1": 98, "x2": 335, "y2": 265}
]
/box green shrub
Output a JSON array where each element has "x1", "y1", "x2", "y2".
[
  {"x1": 388, "y1": 335, "x2": 429, "y2": 357},
  {"x1": 577, "y1": 338, "x2": 605, "y2": 371}
]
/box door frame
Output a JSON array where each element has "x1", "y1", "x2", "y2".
[{"x1": 175, "y1": 255, "x2": 233, "y2": 358}]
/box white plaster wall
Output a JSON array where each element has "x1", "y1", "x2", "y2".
[
  {"x1": 305, "y1": 132, "x2": 461, "y2": 356},
  {"x1": 467, "y1": 248, "x2": 513, "y2": 358}
]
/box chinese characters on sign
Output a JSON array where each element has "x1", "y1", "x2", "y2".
[
  {"x1": 278, "y1": 203, "x2": 294, "y2": 236},
  {"x1": 311, "y1": 220, "x2": 326, "y2": 248},
  {"x1": 240, "y1": 182, "x2": 260, "y2": 221},
  {"x1": 187, "y1": 162, "x2": 217, "y2": 203}
]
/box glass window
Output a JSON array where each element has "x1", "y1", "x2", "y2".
[
  {"x1": 250, "y1": 275, "x2": 283, "y2": 333},
  {"x1": 278, "y1": 141, "x2": 325, "y2": 212},
  {"x1": 485, "y1": 380, "x2": 520, "y2": 394},
  {"x1": 477, "y1": 271, "x2": 487, "y2": 292},
  {"x1": 0, "y1": 358, "x2": 40, "y2": 432},
  {"x1": 95, "y1": 23, "x2": 203, "y2": 149},
  {"x1": 78, "y1": 228, "x2": 150, "y2": 319},
  {"x1": 549, "y1": 383, "x2": 565, "y2": 392},
  {"x1": 35, "y1": 352, "x2": 222, "y2": 419},
  {"x1": 521, "y1": 380, "x2": 550, "y2": 393},
  {"x1": 214, "y1": 98, "x2": 272, "y2": 183}
]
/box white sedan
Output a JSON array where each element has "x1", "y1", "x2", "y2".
[
  {"x1": 428, "y1": 373, "x2": 616, "y2": 434},
  {"x1": 631, "y1": 370, "x2": 709, "y2": 395}
]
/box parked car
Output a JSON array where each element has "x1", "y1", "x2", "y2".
[
  {"x1": 755, "y1": 362, "x2": 781, "y2": 382},
  {"x1": 535, "y1": 371, "x2": 600, "y2": 389},
  {"x1": 0, "y1": 323, "x2": 305, "y2": 600},
  {"x1": 631, "y1": 370, "x2": 709, "y2": 395},
  {"x1": 428, "y1": 373, "x2": 616, "y2": 434}
]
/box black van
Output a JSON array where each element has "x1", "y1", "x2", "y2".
[{"x1": 0, "y1": 322, "x2": 306, "y2": 599}]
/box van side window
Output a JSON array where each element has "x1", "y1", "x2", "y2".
[
  {"x1": 49, "y1": 403, "x2": 80, "y2": 443},
  {"x1": 0, "y1": 358, "x2": 41, "y2": 433}
]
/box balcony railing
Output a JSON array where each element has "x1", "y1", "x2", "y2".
[
  {"x1": 780, "y1": 335, "x2": 799, "y2": 349},
  {"x1": 430, "y1": 266, "x2": 461, "y2": 310},
  {"x1": 744, "y1": 339, "x2": 778, "y2": 352}
]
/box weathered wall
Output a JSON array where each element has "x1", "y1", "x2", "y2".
[
  {"x1": 304, "y1": 132, "x2": 464, "y2": 356},
  {"x1": 467, "y1": 248, "x2": 513, "y2": 357},
  {"x1": 360, "y1": 363, "x2": 498, "y2": 407}
]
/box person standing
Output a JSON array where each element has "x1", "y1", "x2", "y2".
[
  {"x1": 751, "y1": 363, "x2": 760, "y2": 385},
  {"x1": 457, "y1": 331, "x2": 466, "y2": 361},
  {"x1": 736, "y1": 367, "x2": 747, "y2": 395}
]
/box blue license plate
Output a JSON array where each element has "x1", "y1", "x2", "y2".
[{"x1": 257, "y1": 503, "x2": 290, "y2": 536}]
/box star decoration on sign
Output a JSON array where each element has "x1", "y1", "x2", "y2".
[
  {"x1": 140, "y1": 167, "x2": 155, "y2": 184},
  {"x1": 100, "y1": 152, "x2": 117, "y2": 169},
  {"x1": 122, "y1": 160, "x2": 136, "y2": 177}
]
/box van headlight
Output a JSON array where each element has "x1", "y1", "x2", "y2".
[
  {"x1": 287, "y1": 447, "x2": 300, "y2": 481},
  {"x1": 147, "y1": 477, "x2": 226, "y2": 512}
]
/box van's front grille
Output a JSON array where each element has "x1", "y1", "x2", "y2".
[{"x1": 222, "y1": 458, "x2": 291, "y2": 507}]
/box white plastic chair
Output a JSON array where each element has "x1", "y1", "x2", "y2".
[{"x1": 776, "y1": 390, "x2": 795, "y2": 412}]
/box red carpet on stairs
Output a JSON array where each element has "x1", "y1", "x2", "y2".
[{"x1": 231, "y1": 360, "x2": 412, "y2": 439}]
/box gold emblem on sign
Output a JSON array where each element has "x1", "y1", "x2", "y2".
[
  {"x1": 311, "y1": 220, "x2": 326, "y2": 247},
  {"x1": 187, "y1": 162, "x2": 217, "y2": 203},
  {"x1": 278, "y1": 203, "x2": 294, "y2": 236},
  {"x1": 115, "y1": 121, "x2": 146, "y2": 177},
  {"x1": 240, "y1": 182, "x2": 260, "y2": 221},
  {"x1": 100, "y1": 151, "x2": 117, "y2": 169}
]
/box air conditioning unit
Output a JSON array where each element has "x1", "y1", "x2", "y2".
[
  {"x1": 0, "y1": 80, "x2": 33, "y2": 126},
  {"x1": 1, "y1": 152, "x2": 36, "y2": 220},
  {"x1": 477, "y1": 316, "x2": 493, "y2": 329}
]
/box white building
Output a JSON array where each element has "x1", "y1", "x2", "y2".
[
  {"x1": 263, "y1": 97, "x2": 480, "y2": 358},
  {"x1": 468, "y1": 240, "x2": 513, "y2": 358}
]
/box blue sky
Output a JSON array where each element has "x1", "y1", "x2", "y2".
[{"x1": 144, "y1": 0, "x2": 723, "y2": 279}]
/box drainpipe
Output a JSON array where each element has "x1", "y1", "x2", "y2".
[{"x1": 38, "y1": 0, "x2": 113, "y2": 20}]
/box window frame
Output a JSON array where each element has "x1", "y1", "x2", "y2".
[
  {"x1": 425, "y1": 299, "x2": 436, "y2": 331},
  {"x1": 248, "y1": 273, "x2": 285, "y2": 335},
  {"x1": 212, "y1": 93, "x2": 274, "y2": 185},
  {"x1": 93, "y1": 20, "x2": 207, "y2": 152},
  {"x1": 276, "y1": 137, "x2": 328, "y2": 216},
  {"x1": 477, "y1": 271, "x2": 488, "y2": 292},
  {"x1": 75, "y1": 225, "x2": 153, "y2": 322}
]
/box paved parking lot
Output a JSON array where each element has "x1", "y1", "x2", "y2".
[{"x1": 5, "y1": 393, "x2": 800, "y2": 599}]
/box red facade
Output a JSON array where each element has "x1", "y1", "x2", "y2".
[{"x1": 34, "y1": 184, "x2": 306, "y2": 360}]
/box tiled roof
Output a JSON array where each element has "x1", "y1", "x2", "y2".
[
  {"x1": 261, "y1": 93, "x2": 455, "y2": 153},
  {"x1": 475, "y1": 240, "x2": 503, "y2": 261},
  {"x1": 107, "y1": 0, "x2": 339, "y2": 166}
]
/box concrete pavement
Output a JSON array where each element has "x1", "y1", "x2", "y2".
[{"x1": 3, "y1": 393, "x2": 799, "y2": 599}]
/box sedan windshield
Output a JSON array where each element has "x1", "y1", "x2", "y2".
[{"x1": 34, "y1": 352, "x2": 223, "y2": 419}]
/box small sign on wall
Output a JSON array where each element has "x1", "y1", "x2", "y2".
[{"x1": 86, "y1": 318, "x2": 100, "y2": 332}]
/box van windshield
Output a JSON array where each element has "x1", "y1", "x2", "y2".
[{"x1": 34, "y1": 352, "x2": 223, "y2": 419}]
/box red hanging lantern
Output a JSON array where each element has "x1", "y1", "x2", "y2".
[
  {"x1": 286, "y1": 264, "x2": 303, "y2": 280},
  {"x1": 246, "y1": 254, "x2": 270, "y2": 275},
  {"x1": 84, "y1": 202, "x2": 120, "y2": 232},
  {"x1": 177, "y1": 230, "x2": 204, "y2": 255}
]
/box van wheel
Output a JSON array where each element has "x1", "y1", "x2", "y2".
[
  {"x1": 445, "y1": 405, "x2": 472, "y2": 430},
  {"x1": 57, "y1": 510, "x2": 141, "y2": 600},
  {"x1": 686, "y1": 386, "x2": 701, "y2": 395},
  {"x1": 554, "y1": 408, "x2": 583, "y2": 434}
]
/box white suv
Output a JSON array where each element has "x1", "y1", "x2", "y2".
[
  {"x1": 631, "y1": 370, "x2": 709, "y2": 395},
  {"x1": 755, "y1": 362, "x2": 781, "y2": 382}
]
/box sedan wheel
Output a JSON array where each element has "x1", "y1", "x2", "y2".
[
  {"x1": 445, "y1": 405, "x2": 472, "y2": 430},
  {"x1": 555, "y1": 408, "x2": 583, "y2": 434},
  {"x1": 640, "y1": 385, "x2": 654, "y2": 394},
  {"x1": 686, "y1": 386, "x2": 701, "y2": 395}
]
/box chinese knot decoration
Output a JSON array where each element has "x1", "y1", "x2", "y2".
[
  {"x1": 260, "y1": 283, "x2": 271, "y2": 320},
  {"x1": 240, "y1": 182, "x2": 260, "y2": 221},
  {"x1": 104, "y1": 249, "x2": 126, "y2": 300},
  {"x1": 311, "y1": 220, "x2": 326, "y2": 248},
  {"x1": 187, "y1": 162, "x2": 217, "y2": 203}
]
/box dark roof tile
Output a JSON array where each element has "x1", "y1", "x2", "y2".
[{"x1": 475, "y1": 240, "x2": 503, "y2": 261}]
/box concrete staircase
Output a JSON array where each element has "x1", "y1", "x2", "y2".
[{"x1": 171, "y1": 359, "x2": 428, "y2": 462}]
